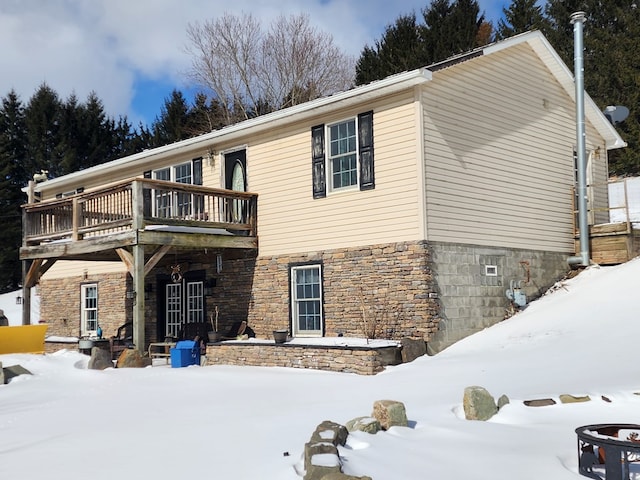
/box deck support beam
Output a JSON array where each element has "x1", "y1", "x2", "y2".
[{"x1": 132, "y1": 244, "x2": 145, "y2": 353}]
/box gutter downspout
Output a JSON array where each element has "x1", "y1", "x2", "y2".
[{"x1": 568, "y1": 11, "x2": 590, "y2": 267}]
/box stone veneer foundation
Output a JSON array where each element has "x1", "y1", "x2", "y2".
[
  {"x1": 240, "y1": 240, "x2": 440, "y2": 341},
  {"x1": 39, "y1": 272, "x2": 133, "y2": 340},
  {"x1": 35, "y1": 240, "x2": 572, "y2": 367},
  {"x1": 204, "y1": 341, "x2": 402, "y2": 375}
]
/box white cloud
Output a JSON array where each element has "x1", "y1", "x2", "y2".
[{"x1": 0, "y1": 0, "x2": 502, "y2": 125}]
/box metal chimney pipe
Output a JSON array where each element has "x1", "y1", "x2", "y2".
[{"x1": 568, "y1": 11, "x2": 590, "y2": 267}]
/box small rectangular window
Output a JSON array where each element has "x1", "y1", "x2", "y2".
[
  {"x1": 485, "y1": 265, "x2": 498, "y2": 276},
  {"x1": 81, "y1": 283, "x2": 98, "y2": 337},
  {"x1": 291, "y1": 264, "x2": 323, "y2": 337}
]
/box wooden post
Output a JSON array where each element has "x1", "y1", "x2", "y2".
[
  {"x1": 22, "y1": 261, "x2": 31, "y2": 326},
  {"x1": 131, "y1": 181, "x2": 146, "y2": 353},
  {"x1": 132, "y1": 245, "x2": 145, "y2": 353}
]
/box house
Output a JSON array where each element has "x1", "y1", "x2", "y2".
[{"x1": 20, "y1": 31, "x2": 625, "y2": 363}]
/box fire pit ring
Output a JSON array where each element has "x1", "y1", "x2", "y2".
[{"x1": 576, "y1": 423, "x2": 640, "y2": 479}]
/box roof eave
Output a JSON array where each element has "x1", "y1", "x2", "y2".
[{"x1": 31, "y1": 68, "x2": 432, "y2": 195}]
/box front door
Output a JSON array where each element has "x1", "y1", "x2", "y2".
[
  {"x1": 224, "y1": 150, "x2": 247, "y2": 192},
  {"x1": 157, "y1": 271, "x2": 206, "y2": 339},
  {"x1": 224, "y1": 149, "x2": 248, "y2": 225}
]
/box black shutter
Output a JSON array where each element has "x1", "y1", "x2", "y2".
[
  {"x1": 358, "y1": 111, "x2": 374, "y2": 191},
  {"x1": 192, "y1": 157, "x2": 205, "y2": 217},
  {"x1": 192, "y1": 157, "x2": 203, "y2": 185},
  {"x1": 143, "y1": 170, "x2": 152, "y2": 218},
  {"x1": 311, "y1": 124, "x2": 326, "y2": 199}
]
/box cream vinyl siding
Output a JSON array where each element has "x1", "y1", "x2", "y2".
[
  {"x1": 250, "y1": 91, "x2": 422, "y2": 257},
  {"x1": 422, "y1": 44, "x2": 607, "y2": 252},
  {"x1": 42, "y1": 260, "x2": 126, "y2": 280},
  {"x1": 38, "y1": 151, "x2": 214, "y2": 202}
]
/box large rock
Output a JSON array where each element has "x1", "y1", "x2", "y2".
[
  {"x1": 304, "y1": 421, "x2": 349, "y2": 480},
  {"x1": 497, "y1": 394, "x2": 510, "y2": 410},
  {"x1": 400, "y1": 338, "x2": 427, "y2": 363},
  {"x1": 463, "y1": 386, "x2": 497, "y2": 421},
  {"x1": 116, "y1": 349, "x2": 151, "y2": 368},
  {"x1": 559, "y1": 394, "x2": 591, "y2": 404},
  {"x1": 309, "y1": 420, "x2": 348, "y2": 446},
  {"x1": 88, "y1": 346, "x2": 113, "y2": 370},
  {"x1": 372, "y1": 400, "x2": 408, "y2": 430},
  {"x1": 345, "y1": 416, "x2": 381, "y2": 434},
  {"x1": 523, "y1": 398, "x2": 556, "y2": 407},
  {"x1": 3, "y1": 364, "x2": 32, "y2": 384},
  {"x1": 304, "y1": 442, "x2": 341, "y2": 480}
]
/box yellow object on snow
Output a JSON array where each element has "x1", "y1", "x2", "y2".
[{"x1": 0, "y1": 324, "x2": 48, "y2": 354}]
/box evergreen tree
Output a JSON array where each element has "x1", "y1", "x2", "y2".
[
  {"x1": 545, "y1": 1, "x2": 640, "y2": 176},
  {"x1": 57, "y1": 93, "x2": 83, "y2": 174},
  {"x1": 80, "y1": 92, "x2": 112, "y2": 169},
  {"x1": 24, "y1": 84, "x2": 62, "y2": 178},
  {"x1": 496, "y1": 0, "x2": 549, "y2": 40},
  {"x1": 110, "y1": 116, "x2": 149, "y2": 158},
  {"x1": 355, "y1": 14, "x2": 427, "y2": 85},
  {"x1": 151, "y1": 90, "x2": 191, "y2": 147},
  {"x1": 356, "y1": 0, "x2": 491, "y2": 85},
  {"x1": 0, "y1": 91, "x2": 28, "y2": 292},
  {"x1": 186, "y1": 93, "x2": 234, "y2": 135}
]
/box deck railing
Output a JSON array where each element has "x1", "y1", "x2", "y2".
[
  {"x1": 572, "y1": 178, "x2": 634, "y2": 235},
  {"x1": 23, "y1": 178, "x2": 257, "y2": 245}
]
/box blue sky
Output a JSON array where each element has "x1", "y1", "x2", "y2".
[{"x1": 0, "y1": 0, "x2": 509, "y2": 129}]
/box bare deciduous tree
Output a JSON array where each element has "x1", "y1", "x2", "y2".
[{"x1": 186, "y1": 12, "x2": 355, "y2": 124}]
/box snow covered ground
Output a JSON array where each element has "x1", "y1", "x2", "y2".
[
  {"x1": 1, "y1": 257, "x2": 640, "y2": 479},
  {"x1": 0, "y1": 288, "x2": 39, "y2": 325}
]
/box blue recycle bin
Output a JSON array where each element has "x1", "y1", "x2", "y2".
[{"x1": 170, "y1": 340, "x2": 200, "y2": 368}]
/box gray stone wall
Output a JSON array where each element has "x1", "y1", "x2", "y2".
[{"x1": 427, "y1": 242, "x2": 572, "y2": 353}]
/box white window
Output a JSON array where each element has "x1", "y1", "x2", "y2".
[
  {"x1": 311, "y1": 111, "x2": 373, "y2": 199},
  {"x1": 328, "y1": 119, "x2": 358, "y2": 191},
  {"x1": 291, "y1": 264, "x2": 323, "y2": 337},
  {"x1": 81, "y1": 284, "x2": 98, "y2": 337},
  {"x1": 152, "y1": 161, "x2": 202, "y2": 218}
]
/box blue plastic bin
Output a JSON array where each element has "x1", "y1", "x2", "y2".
[{"x1": 170, "y1": 340, "x2": 200, "y2": 368}]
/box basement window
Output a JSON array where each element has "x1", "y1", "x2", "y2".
[{"x1": 485, "y1": 265, "x2": 498, "y2": 277}]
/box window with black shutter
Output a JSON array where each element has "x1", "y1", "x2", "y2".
[{"x1": 311, "y1": 111, "x2": 374, "y2": 198}]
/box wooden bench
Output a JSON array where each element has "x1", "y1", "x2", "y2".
[{"x1": 148, "y1": 342, "x2": 176, "y2": 364}]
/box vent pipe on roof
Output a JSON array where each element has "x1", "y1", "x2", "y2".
[{"x1": 568, "y1": 11, "x2": 590, "y2": 267}]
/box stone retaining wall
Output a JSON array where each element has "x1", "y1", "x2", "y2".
[{"x1": 204, "y1": 343, "x2": 402, "y2": 375}]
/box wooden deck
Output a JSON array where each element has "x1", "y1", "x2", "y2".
[
  {"x1": 576, "y1": 223, "x2": 640, "y2": 265},
  {"x1": 20, "y1": 178, "x2": 258, "y2": 262},
  {"x1": 573, "y1": 178, "x2": 639, "y2": 266}
]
